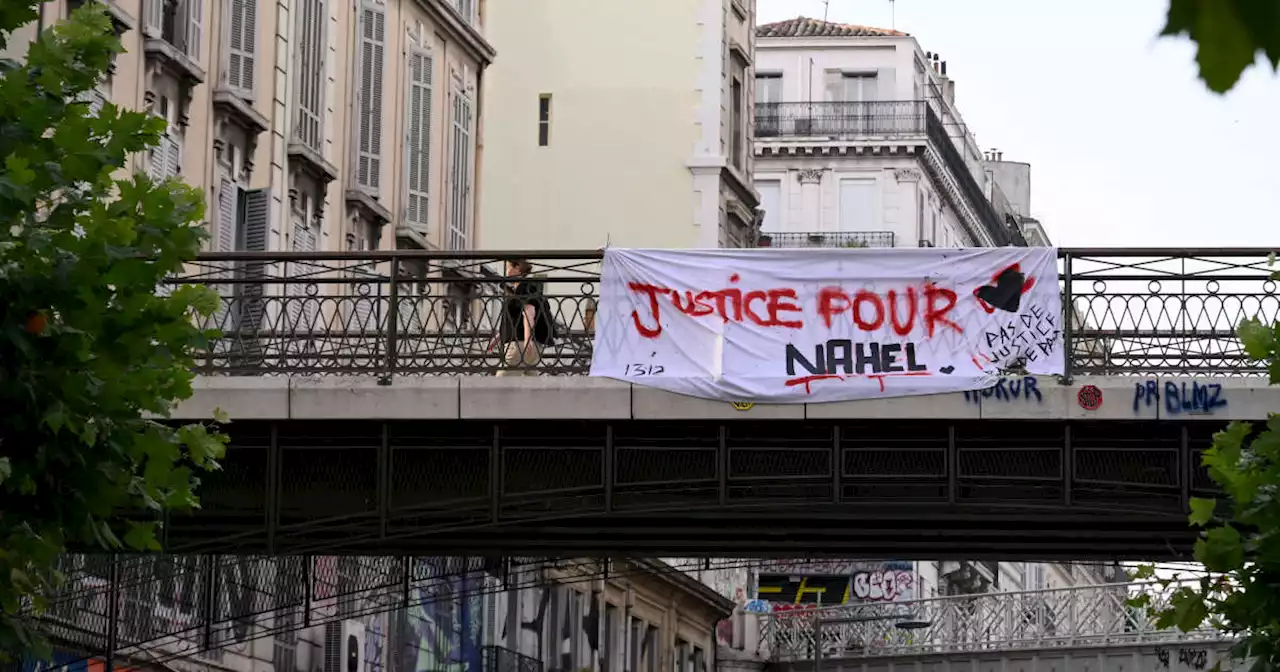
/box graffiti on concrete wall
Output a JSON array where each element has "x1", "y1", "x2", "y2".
[
  {"x1": 756, "y1": 562, "x2": 916, "y2": 606},
  {"x1": 398, "y1": 557, "x2": 486, "y2": 672},
  {"x1": 962, "y1": 376, "x2": 1043, "y2": 404},
  {"x1": 1133, "y1": 380, "x2": 1228, "y2": 415},
  {"x1": 851, "y1": 569, "x2": 915, "y2": 602},
  {"x1": 756, "y1": 559, "x2": 858, "y2": 575}
]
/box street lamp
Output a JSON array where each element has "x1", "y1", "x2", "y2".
[{"x1": 812, "y1": 613, "x2": 934, "y2": 672}]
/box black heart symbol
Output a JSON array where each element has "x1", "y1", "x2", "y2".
[
  {"x1": 975, "y1": 267, "x2": 1026, "y2": 313},
  {"x1": 939, "y1": 365, "x2": 955, "y2": 374}
]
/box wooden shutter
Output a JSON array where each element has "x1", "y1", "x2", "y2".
[
  {"x1": 404, "y1": 48, "x2": 432, "y2": 230},
  {"x1": 217, "y1": 176, "x2": 238, "y2": 251},
  {"x1": 235, "y1": 188, "x2": 270, "y2": 364},
  {"x1": 294, "y1": 0, "x2": 325, "y2": 150},
  {"x1": 185, "y1": 0, "x2": 202, "y2": 61},
  {"x1": 142, "y1": 0, "x2": 162, "y2": 37},
  {"x1": 148, "y1": 137, "x2": 168, "y2": 182},
  {"x1": 226, "y1": 0, "x2": 256, "y2": 95},
  {"x1": 211, "y1": 176, "x2": 238, "y2": 341},
  {"x1": 355, "y1": 4, "x2": 386, "y2": 191},
  {"x1": 165, "y1": 135, "x2": 182, "y2": 178}
]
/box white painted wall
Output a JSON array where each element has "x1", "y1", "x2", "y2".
[{"x1": 480, "y1": 0, "x2": 756, "y2": 250}]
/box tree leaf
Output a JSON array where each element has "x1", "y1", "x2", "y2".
[
  {"x1": 1197, "y1": 525, "x2": 1246, "y2": 572},
  {"x1": 122, "y1": 520, "x2": 160, "y2": 551},
  {"x1": 1239, "y1": 318, "x2": 1276, "y2": 361},
  {"x1": 1190, "y1": 497, "x2": 1217, "y2": 526}
]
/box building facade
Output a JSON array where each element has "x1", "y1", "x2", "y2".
[
  {"x1": 5, "y1": 0, "x2": 492, "y2": 255},
  {"x1": 751, "y1": 17, "x2": 1023, "y2": 250},
  {"x1": 32, "y1": 557, "x2": 733, "y2": 672},
  {"x1": 478, "y1": 0, "x2": 760, "y2": 250}
]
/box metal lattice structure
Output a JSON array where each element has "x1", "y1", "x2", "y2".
[
  {"x1": 174, "y1": 248, "x2": 1280, "y2": 378},
  {"x1": 758, "y1": 580, "x2": 1227, "y2": 661},
  {"x1": 30, "y1": 555, "x2": 727, "y2": 668},
  {"x1": 142, "y1": 417, "x2": 1220, "y2": 558}
]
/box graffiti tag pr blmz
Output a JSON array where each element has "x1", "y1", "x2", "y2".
[{"x1": 1132, "y1": 380, "x2": 1228, "y2": 415}]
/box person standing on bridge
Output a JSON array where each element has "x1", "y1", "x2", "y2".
[{"x1": 495, "y1": 258, "x2": 555, "y2": 375}]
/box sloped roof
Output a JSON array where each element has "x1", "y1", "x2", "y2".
[{"x1": 757, "y1": 16, "x2": 907, "y2": 38}]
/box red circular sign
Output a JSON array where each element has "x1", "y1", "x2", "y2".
[{"x1": 1077, "y1": 385, "x2": 1103, "y2": 410}]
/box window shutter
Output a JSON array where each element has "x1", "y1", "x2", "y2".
[
  {"x1": 217, "y1": 176, "x2": 238, "y2": 251},
  {"x1": 355, "y1": 5, "x2": 386, "y2": 191},
  {"x1": 227, "y1": 0, "x2": 256, "y2": 94},
  {"x1": 293, "y1": 0, "x2": 325, "y2": 150},
  {"x1": 185, "y1": 0, "x2": 202, "y2": 61},
  {"x1": 166, "y1": 136, "x2": 182, "y2": 178},
  {"x1": 142, "y1": 0, "x2": 162, "y2": 37},
  {"x1": 236, "y1": 188, "x2": 270, "y2": 362},
  {"x1": 242, "y1": 188, "x2": 270, "y2": 252},
  {"x1": 404, "y1": 48, "x2": 432, "y2": 230},
  {"x1": 148, "y1": 138, "x2": 168, "y2": 182},
  {"x1": 212, "y1": 176, "x2": 238, "y2": 337}
]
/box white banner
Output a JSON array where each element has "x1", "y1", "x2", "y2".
[{"x1": 589, "y1": 247, "x2": 1064, "y2": 403}]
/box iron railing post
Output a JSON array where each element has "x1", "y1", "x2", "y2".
[
  {"x1": 381, "y1": 262, "x2": 400, "y2": 384},
  {"x1": 1060, "y1": 250, "x2": 1074, "y2": 384},
  {"x1": 105, "y1": 554, "x2": 119, "y2": 671}
]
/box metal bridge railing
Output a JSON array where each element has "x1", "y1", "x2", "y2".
[
  {"x1": 170, "y1": 248, "x2": 1279, "y2": 378},
  {"x1": 757, "y1": 580, "x2": 1226, "y2": 661}
]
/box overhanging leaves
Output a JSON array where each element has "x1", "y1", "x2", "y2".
[
  {"x1": 0, "y1": 0, "x2": 226, "y2": 662},
  {"x1": 1161, "y1": 0, "x2": 1280, "y2": 93}
]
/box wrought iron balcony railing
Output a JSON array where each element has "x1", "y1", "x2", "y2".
[
  {"x1": 757, "y1": 231, "x2": 896, "y2": 249},
  {"x1": 755, "y1": 101, "x2": 926, "y2": 139},
  {"x1": 171, "y1": 248, "x2": 1280, "y2": 378},
  {"x1": 483, "y1": 645, "x2": 544, "y2": 672},
  {"x1": 757, "y1": 580, "x2": 1226, "y2": 660}
]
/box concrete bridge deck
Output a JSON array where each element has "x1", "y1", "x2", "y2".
[{"x1": 175, "y1": 374, "x2": 1279, "y2": 422}]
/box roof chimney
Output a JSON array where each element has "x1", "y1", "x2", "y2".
[{"x1": 941, "y1": 61, "x2": 947, "y2": 76}]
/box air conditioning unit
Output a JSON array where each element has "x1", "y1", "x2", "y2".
[{"x1": 323, "y1": 620, "x2": 366, "y2": 672}]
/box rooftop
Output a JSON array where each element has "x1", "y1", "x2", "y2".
[{"x1": 756, "y1": 16, "x2": 908, "y2": 39}]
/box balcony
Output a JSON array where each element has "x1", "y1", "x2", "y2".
[
  {"x1": 482, "y1": 645, "x2": 543, "y2": 672},
  {"x1": 755, "y1": 101, "x2": 925, "y2": 139},
  {"x1": 757, "y1": 231, "x2": 896, "y2": 248}
]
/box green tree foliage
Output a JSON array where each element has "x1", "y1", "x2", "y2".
[
  {"x1": 1162, "y1": 0, "x2": 1280, "y2": 93},
  {"x1": 1132, "y1": 271, "x2": 1280, "y2": 670},
  {"x1": 0, "y1": 2, "x2": 227, "y2": 661}
]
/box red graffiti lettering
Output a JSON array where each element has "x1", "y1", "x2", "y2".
[
  {"x1": 627, "y1": 277, "x2": 808, "y2": 336},
  {"x1": 767, "y1": 288, "x2": 804, "y2": 328},
  {"x1": 887, "y1": 287, "x2": 917, "y2": 336},
  {"x1": 817, "y1": 284, "x2": 961, "y2": 337},
  {"x1": 924, "y1": 283, "x2": 961, "y2": 337},
  {"x1": 852, "y1": 290, "x2": 884, "y2": 330}
]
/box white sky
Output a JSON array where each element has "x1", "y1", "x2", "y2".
[{"x1": 756, "y1": 0, "x2": 1280, "y2": 248}]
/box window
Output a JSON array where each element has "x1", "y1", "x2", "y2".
[
  {"x1": 538, "y1": 94, "x2": 551, "y2": 147},
  {"x1": 603, "y1": 603, "x2": 619, "y2": 672},
  {"x1": 627, "y1": 617, "x2": 641, "y2": 672},
  {"x1": 840, "y1": 73, "x2": 877, "y2": 102},
  {"x1": 225, "y1": 0, "x2": 257, "y2": 97},
  {"x1": 755, "y1": 73, "x2": 782, "y2": 103},
  {"x1": 293, "y1": 0, "x2": 326, "y2": 150},
  {"x1": 756, "y1": 179, "x2": 781, "y2": 232},
  {"x1": 355, "y1": 3, "x2": 386, "y2": 191},
  {"x1": 838, "y1": 178, "x2": 876, "y2": 231},
  {"x1": 144, "y1": 0, "x2": 202, "y2": 59},
  {"x1": 405, "y1": 48, "x2": 434, "y2": 231},
  {"x1": 447, "y1": 83, "x2": 474, "y2": 250},
  {"x1": 730, "y1": 76, "x2": 744, "y2": 169},
  {"x1": 453, "y1": 0, "x2": 474, "y2": 23}
]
